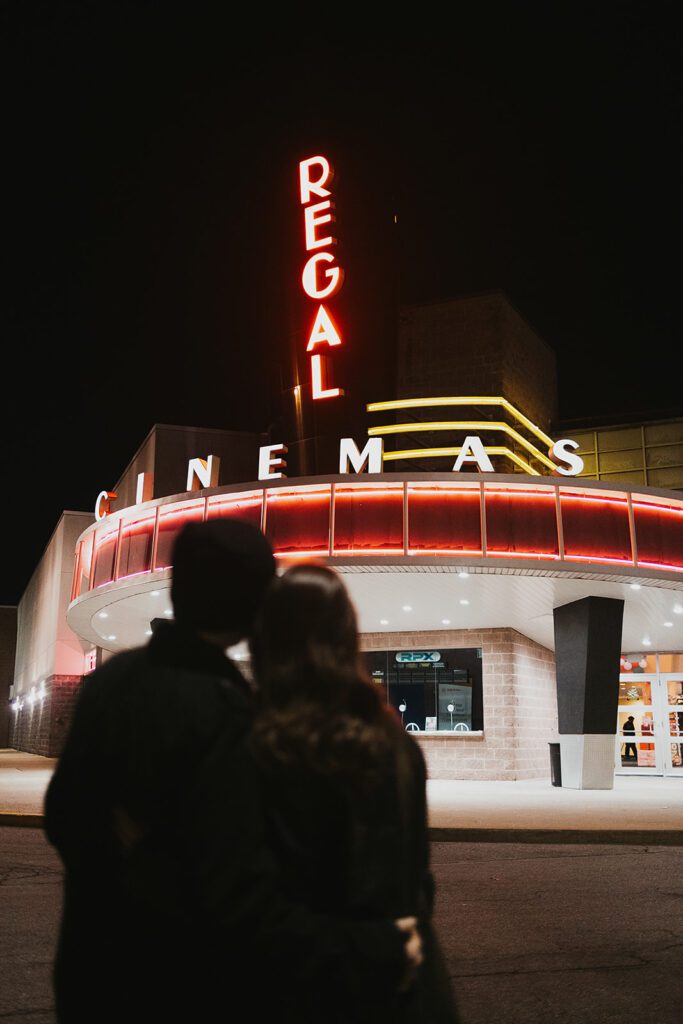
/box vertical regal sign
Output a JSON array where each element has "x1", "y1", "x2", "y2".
[{"x1": 299, "y1": 156, "x2": 344, "y2": 399}]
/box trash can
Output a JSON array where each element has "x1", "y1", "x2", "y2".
[{"x1": 549, "y1": 742, "x2": 562, "y2": 787}]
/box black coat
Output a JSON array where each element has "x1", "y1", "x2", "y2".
[
  {"x1": 44, "y1": 622, "x2": 405, "y2": 1023},
  {"x1": 253, "y1": 715, "x2": 459, "y2": 1023}
]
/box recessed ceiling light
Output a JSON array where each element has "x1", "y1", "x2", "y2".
[
  {"x1": 629, "y1": 583, "x2": 641, "y2": 590},
  {"x1": 642, "y1": 638, "x2": 652, "y2": 646},
  {"x1": 674, "y1": 604, "x2": 683, "y2": 615},
  {"x1": 442, "y1": 618, "x2": 451, "y2": 625},
  {"x1": 150, "y1": 591, "x2": 160, "y2": 597},
  {"x1": 402, "y1": 605, "x2": 412, "y2": 612},
  {"x1": 380, "y1": 619, "x2": 389, "y2": 625},
  {"x1": 107, "y1": 635, "x2": 117, "y2": 641},
  {"x1": 145, "y1": 629, "x2": 153, "y2": 636},
  {"x1": 458, "y1": 571, "x2": 469, "y2": 579},
  {"x1": 459, "y1": 599, "x2": 469, "y2": 606},
  {"x1": 98, "y1": 611, "x2": 108, "y2": 619},
  {"x1": 164, "y1": 609, "x2": 173, "y2": 617},
  {"x1": 664, "y1": 622, "x2": 673, "y2": 628}
]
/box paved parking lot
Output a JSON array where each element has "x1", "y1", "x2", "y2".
[{"x1": 2, "y1": 828, "x2": 681, "y2": 1024}]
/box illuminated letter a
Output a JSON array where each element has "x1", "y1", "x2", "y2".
[
  {"x1": 452, "y1": 436, "x2": 494, "y2": 473},
  {"x1": 306, "y1": 306, "x2": 342, "y2": 351}
]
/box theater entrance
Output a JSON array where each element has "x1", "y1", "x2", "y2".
[{"x1": 616, "y1": 655, "x2": 683, "y2": 776}]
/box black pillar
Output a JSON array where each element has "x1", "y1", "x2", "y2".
[{"x1": 553, "y1": 596, "x2": 624, "y2": 734}]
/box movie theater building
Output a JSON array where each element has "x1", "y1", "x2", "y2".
[{"x1": 6, "y1": 292, "x2": 683, "y2": 789}]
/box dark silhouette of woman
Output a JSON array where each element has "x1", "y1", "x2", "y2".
[{"x1": 250, "y1": 563, "x2": 457, "y2": 1023}]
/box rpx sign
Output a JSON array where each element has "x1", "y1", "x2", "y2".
[{"x1": 299, "y1": 156, "x2": 343, "y2": 400}]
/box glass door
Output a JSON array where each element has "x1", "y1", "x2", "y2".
[
  {"x1": 616, "y1": 670, "x2": 683, "y2": 776},
  {"x1": 662, "y1": 675, "x2": 683, "y2": 776},
  {"x1": 616, "y1": 676, "x2": 660, "y2": 774}
]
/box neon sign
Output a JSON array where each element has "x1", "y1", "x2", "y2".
[
  {"x1": 368, "y1": 396, "x2": 586, "y2": 477},
  {"x1": 299, "y1": 156, "x2": 344, "y2": 399},
  {"x1": 395, "y1": 651, "x2": 442, "y2": 663},
  {"x1": 93, "y1": 433, "x2": 588, "y2": 519}
]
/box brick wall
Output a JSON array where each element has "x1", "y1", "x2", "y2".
[
  {"x1": 510, "y1": 634, "x2": 558, "y2": 779},
  {"x1": 9, "y1": 675, "x2": 83, "y2": 757},
  {"x1": 359, "y1": 627, "x2": 557, "y2": 780},
  {"x1": 396, "y1": 292, "x2": 558, "y2": 432}
]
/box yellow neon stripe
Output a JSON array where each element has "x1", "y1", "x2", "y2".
[
  {"x1": 381, "y1": 445, "x2": 540, "y2": 476},
  {"x1": 368, "y1": 420, "x2": 556, "y2": 471},
  {"x1": 366, "y1": 396, "x2": 554, "y2": 448},
  {"x1": 499, "y1": 400, "x2": 554, "y2": 448}
]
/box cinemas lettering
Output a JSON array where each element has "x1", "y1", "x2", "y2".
[{"x1": 94, "y1": 435, "x2": 584, "y2": 518}]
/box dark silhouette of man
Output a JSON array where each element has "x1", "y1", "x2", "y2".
[
  {"x1": 45, "y1": 520, "x2": 418, "y2": 1023},
  {"x1": 622, "y1": 714, "x2": 638, "y2": 763}
]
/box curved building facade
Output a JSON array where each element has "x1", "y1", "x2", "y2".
[{"x1": 7, "y1": 295, "x2": 683, "y2": 788}]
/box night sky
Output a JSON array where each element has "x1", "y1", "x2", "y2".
[{"x1": 3, "y1": 5, "x2": 681, "y2": 603}]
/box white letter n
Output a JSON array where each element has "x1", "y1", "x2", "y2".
[{"x1": 186, "y1": 455, "x2": 220, "y2": 491}]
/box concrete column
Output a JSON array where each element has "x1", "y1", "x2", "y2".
[{"x1": 553, "y1": 596, "x2": 624, "y2": 789}]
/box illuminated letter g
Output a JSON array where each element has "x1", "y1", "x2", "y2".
[{"x1": 302, "y1": 253, "x2": 344, "y2": 300}]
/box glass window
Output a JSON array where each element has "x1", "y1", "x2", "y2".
[
  {"x1": 668, "y1": 692, "x2": 683, "y2": 769},
  {"x1": 363, "y1": 648, "x2": 483, "y2": 734},
  {"x1": 618, "y1": 710, "x2": 656, "y2": 767},
  {"x1": 618, "y1": 680, "x2": 653, "y2": 704},
  {"x1": 620, "y1": 653, "x2": 657, "y2": 673},
  {"x1": 618, "y1": 709, "x2": 654, "y2": 735},
  {"x1": 666, "y1": 679, "x2": 683, "y2": 704},
  {"x1": 660, "y1": 655, "x2": 683, "y2": 673}
]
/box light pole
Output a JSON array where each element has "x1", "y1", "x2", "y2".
[
  {"x1": 399, "y1": 701, "x2": 406, "y2": 725},
  {"x1": 447, "y1": 703, "x2": 454, "y2": 730}
]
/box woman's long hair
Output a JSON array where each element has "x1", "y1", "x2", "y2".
[{"x1": 250, "y1": 564, "x2": 394, "y2": 786}]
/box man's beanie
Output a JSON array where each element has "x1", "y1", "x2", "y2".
[{"x1": 171, "y1": 519, "x2": 276, "y2": 633}]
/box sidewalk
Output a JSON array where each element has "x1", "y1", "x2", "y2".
[
  {"x1": 428, "y1": 776, "x2": 683, "y2": 843},
  {"x1": 0, "y1": 750, "x2": 56, "y2": 825},
  {"x1": 2, "y1": 749, "x2": 682, "y2": 842}
]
